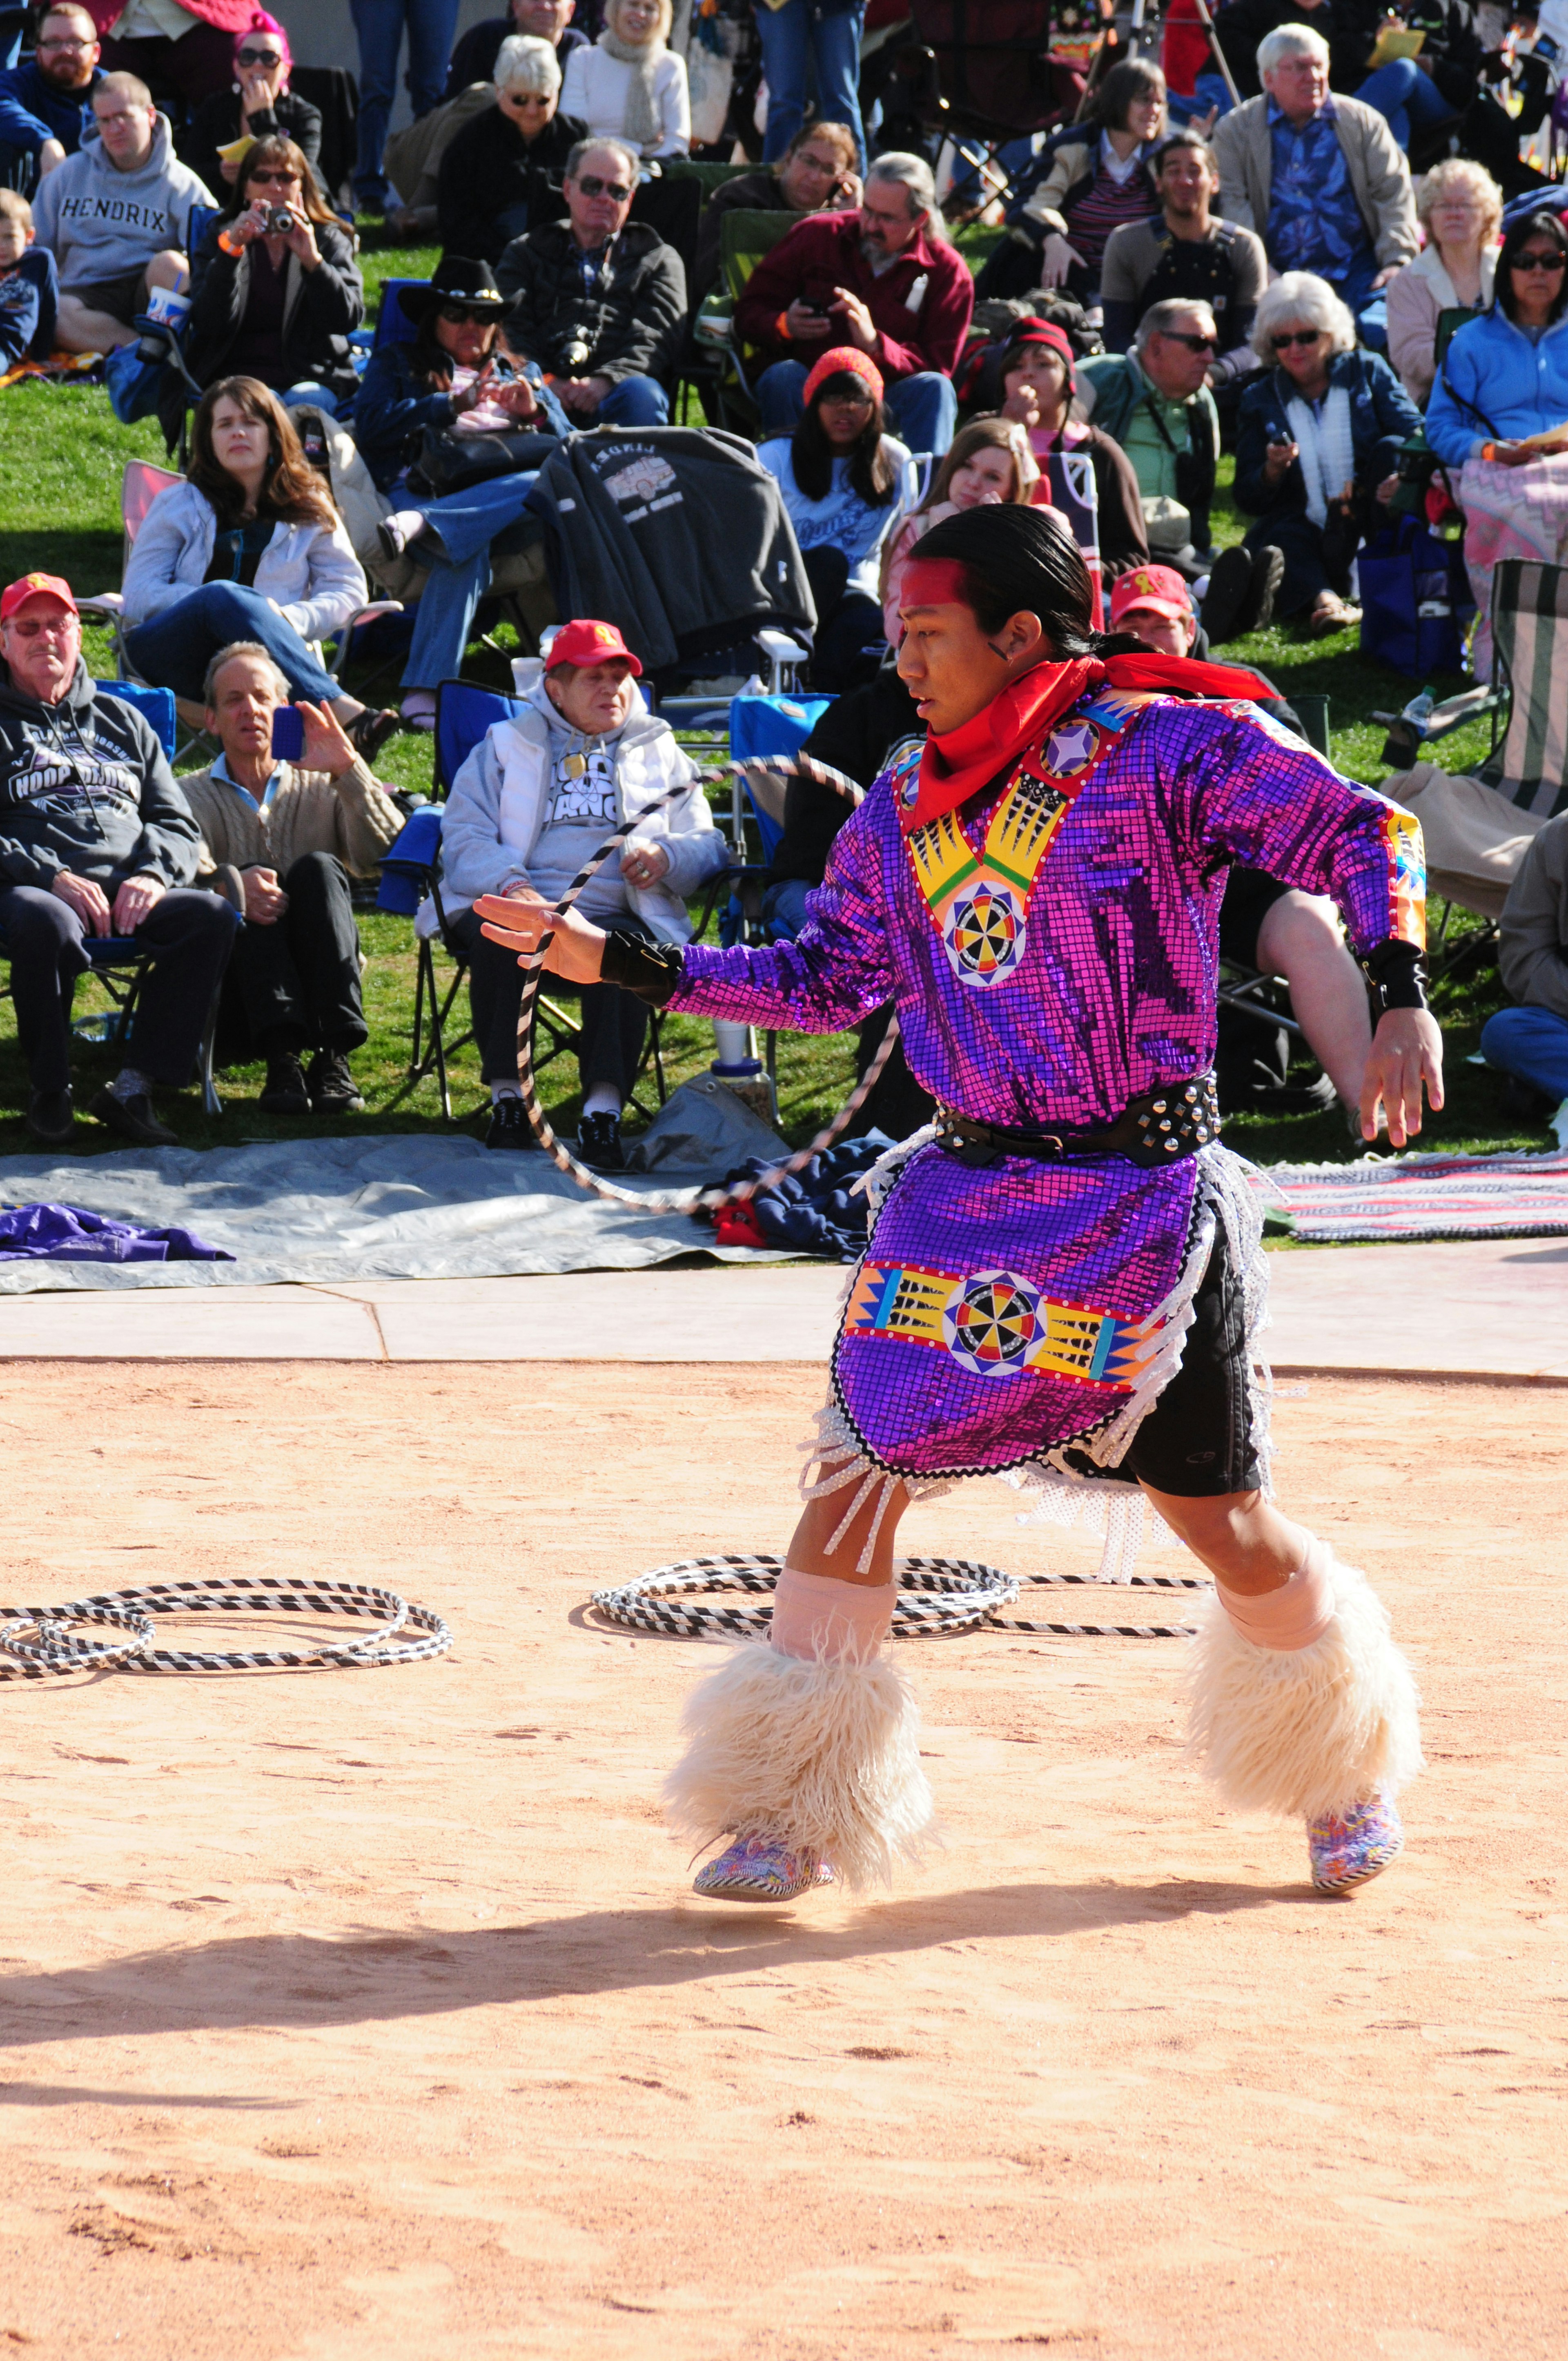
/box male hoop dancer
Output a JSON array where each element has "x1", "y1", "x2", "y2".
[{"x1": 479, "y1": 506, "x2": 1439, "y2": 1903}]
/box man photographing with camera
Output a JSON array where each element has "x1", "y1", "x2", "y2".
[{"x1": 494, "y1": 134, "x2": 685, "y2": 426}]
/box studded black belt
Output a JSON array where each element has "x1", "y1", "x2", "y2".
[{"x1": 935, "y1": 1074, "x2": 1222, "y2": 1170}]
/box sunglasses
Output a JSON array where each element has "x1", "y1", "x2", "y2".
[
  {"x1": 437, "y1": 303, "x2": 497, "y2": 322},
  {"x1": 1512, "y1": 251, "x2": 1567, "y2": 272},
  {"x1": 575, "y1": 173, "x2": 632, "y2": 200},
  {"x1": 247, "y1": 169, "x2": 300, "y2": 185},
  {"x1": 236, "y1": 46, "x2": 282, "y2": 65},
  {"x1": 1162, "y1": 330, "x2": 1216, "y2": 351},
  {"x1": 819, "y1": 388, "x2": 874, "y2": 407},
  {"x1": 1272, "y1": 328, "x2": 1322, "y2": 351}
]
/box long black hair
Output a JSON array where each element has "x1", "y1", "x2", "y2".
[
  {"x1": 1495, "y1": 209, "x2": 1568, "y2": 326},
  {"x1": 909, "y1": 505, "x2": 1143, "y2": 659},
  {"x1": 791, "y1": 370, "x2": 896, "y2": 505}
]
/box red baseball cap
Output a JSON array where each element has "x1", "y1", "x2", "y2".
[
  {"x1": 544, "y1": 618, "x2": 642, "y2": 675},
  {"x1": 0, "y1": 572, "x2": 78, "y2": 624},
  {"x1": 1109, "y1": 564, "x2": 1193, "y2": 626}
]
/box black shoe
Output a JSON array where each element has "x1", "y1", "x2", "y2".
[
  {"x1": 1240, "y1": 544, "x2": 1285, "y2": 637},
  {"x1": 26, "y1": 1087, "x2": 74, "y2": 1147},
  {"x1": 347, "y1": 706, "x2": 401, "y2": 762},
  {"x1": 484, "y1": 1096, "x2": 532, "y2": 1150},
  {"x1": 1199, "y1": 546, "x2": 1255, "y2": 646},
  {"x1": 577, "y1": 1110, "x2": 626, "y2": 1171},
  {"x1": 88, "y1": 1085, "x2": 177, "y2": 1147},
  {"x1": 1501, "y1": 1073, "x2": 1558, "y2": 1124},
  {"x1": 307, "y1": 1048, "x2": 364, "y2": 1113},
  {"x1": 258, "y1": 1051, "x2": 312, "y2": 1114},
  {"x1": 1250, "y1": 1071, "x2": 1339, "y2": 1117}
]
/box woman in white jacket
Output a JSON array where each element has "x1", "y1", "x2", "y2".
[
  {"x1": 443, "y1": 621, "x2": 727, "y2": 1164},
  {"x1": 561, "y1": 0, "x2": 689, "y2": 160},
  {"x1": 121, "y1": 377, "x2": 397, "y2": 756}
]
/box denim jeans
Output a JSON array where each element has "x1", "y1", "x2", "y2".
[
  {"x1": 350, "y1": 0, "x2": 463, "y2": 204},
  {"x1": 1480, "y1": 1003, "x2": 1568, "y2": 1105},
  {"x1": 761, "y1": 877, "x2": 812, "y2": 938},
  {"x1": 593, "y1": 374, "x2": 670, "y2": 426},
  {"x1": 753, "y1": 0, "x2": 867, "y2": 169},
  {"x1": 1324, "y1": 247, "x2": 1391, "y2": 355},
  {"x1": 755, "y1": 359, "x2": 958, "y2": 455},
  {"x1": 123, "y1": 583, "x2": 343, "y2": 704},
  {"x1": 400, "y1": 470, "x2": 539, "y2": 690},
  {"x1": 1354, "y1": 58, "x2": 1457, "y2": 152},
  {"x1": 281, "y1": 382, "x2": 343, "y2": 416}
]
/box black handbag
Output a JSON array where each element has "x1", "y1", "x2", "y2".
[{"x1": 410, "y1": 426, "x2": 562, "y2": 497}]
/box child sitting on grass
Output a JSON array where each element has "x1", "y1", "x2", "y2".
[{"x1": 0, "y1": 190, "x2": 59, "y2": 371}]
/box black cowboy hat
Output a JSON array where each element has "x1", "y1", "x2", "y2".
[{"x1": 398, "y1": 257, "x2": 508, "y2": 324}]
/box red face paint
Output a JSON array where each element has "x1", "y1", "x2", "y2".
[{"x1": 898, "y1": 558, "x2": 976, "y2": 611}]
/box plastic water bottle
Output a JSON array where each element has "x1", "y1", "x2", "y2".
[{"x1": 1401, "y1": 686, "x2": 1435, "y2": 736}]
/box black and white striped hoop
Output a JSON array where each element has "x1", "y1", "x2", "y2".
[
  {"x1": 0, "y1": 1577, "x2": 453, "y2": 1679},
  {"x1": 512, "y1": 755, "x2": 902, "y2": 1215},
  {"x1": 589, "y1": 1555, "x2": 1211, "y2": 1642}
]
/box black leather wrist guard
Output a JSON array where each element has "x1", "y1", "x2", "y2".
[{"x1": 600, "y1": 928, "x2": 685, "y2": 1005}]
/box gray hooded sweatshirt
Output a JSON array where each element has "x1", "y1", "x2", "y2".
[{"x1": 31, "y1": 113, "x2": 214, "y2": 295}]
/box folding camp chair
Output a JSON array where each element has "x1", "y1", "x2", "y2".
[
  {"x1": 691, "y1": 208, "x2": 806, "y2": 433},
  {"x1": 0, "y1": 680, "x2": 226, "y2": 1118}
]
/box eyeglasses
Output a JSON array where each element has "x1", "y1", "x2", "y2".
[
  {"x1": 236, "y1": 46, "x2": 283, "y2": 66},
  {"x1": 575, "y1": 174, "x2": 632, "y2": 200},
  {"x1": 1512, "y1": 251, "x2": 1567, "y2": 272},
  {"x1": 1161, "y1": 330, "x2": 1216, "y2": 351},
  {"x1": 38, "y1": 34, "x2": 93, "y2": 51},
  {"x1": 819, "y1": 388, "x2": 874, "y2": 408},
  {"x1": 1272, "y1": 328, "x2": 1322, "y2": 351},
  {"x1": 438, "y1": 303, "x2": 495, "y2": 322}
]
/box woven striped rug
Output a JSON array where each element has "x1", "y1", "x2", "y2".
[{"x1": 1269, "y1": 1148, "x2": 1568, "y2": 1242}]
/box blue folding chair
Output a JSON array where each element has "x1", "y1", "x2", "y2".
[{"x1": 353, "y1": 277, "x2": 427, "y2": 362}]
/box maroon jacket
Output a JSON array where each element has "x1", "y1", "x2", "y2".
[{"x1": 733, "y1": 209, "x2": 975, "y2": 383}]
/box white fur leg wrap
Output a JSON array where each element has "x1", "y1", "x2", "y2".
[
  {"x1": 1182, "y1": 1552, "x2": 1424, "y2": 1821},
  {"x1": 663, "y1": 1639, "x2": 936, "y2": 1893}
]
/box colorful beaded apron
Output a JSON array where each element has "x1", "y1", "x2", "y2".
[{"x1": 833, "y1": 688, "x2": 1202, "y2": 1481}]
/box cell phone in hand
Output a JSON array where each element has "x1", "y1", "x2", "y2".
[{"x1": 270, "y1": 705, "x2": 305, "y2": 762}]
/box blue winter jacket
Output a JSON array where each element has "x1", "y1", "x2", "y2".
[
  {"x1": 354, "y1": 340, "x2": 570, "y2": 492},
  {"x1": 1235, "y1": 347, "x2": 1420, "y2": 517},
  {"x1": 0, "y1": 60, "x2": 100, "y2": 163},
  {"x1": 1425, "y1": 306, "x2": 1568, "y2": 466}
]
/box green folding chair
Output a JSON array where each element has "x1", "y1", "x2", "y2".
[{"x1": 691, "y1": 207, "x2": 803, "y2": 432}]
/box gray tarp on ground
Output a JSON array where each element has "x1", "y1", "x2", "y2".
[{"x1": 0, "y1": 1132, "x2": 793, "y2": 1292}]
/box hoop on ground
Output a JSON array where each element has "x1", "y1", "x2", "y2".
[
  {"x1": 0, "y1": 1577, "x2": 453, "y2": 1679},
  {"x1": 590, "y1": 1552, "x2": 1211, "y2": 1642},
  {"x1": 511, "y1": 757, "x2": 901, "y2": 1216}
]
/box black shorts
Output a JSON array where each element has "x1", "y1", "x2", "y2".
[
  {"x1": 1218, "y1": 864, "x2": 1292, "y2": 972},
  {"x1": 1057, "y1": 1222, "x2": 1262, "y2": 1499}
]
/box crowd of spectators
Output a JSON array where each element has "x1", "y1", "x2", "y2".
[{"x1": 2, "y1": 0, "x2": 1568, "y2": 1150}]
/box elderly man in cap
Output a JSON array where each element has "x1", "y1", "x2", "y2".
[
  {"x1": 438, "y1": 616, "x2": 728, "y2": 1166},
  {"x1": 0, "y1": 573, "x2": 235, "y2": 1147}
]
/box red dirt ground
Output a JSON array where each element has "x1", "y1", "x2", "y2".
[{"x1": 0, "y1": 1363, "x2": 1564, "y2": 2360}]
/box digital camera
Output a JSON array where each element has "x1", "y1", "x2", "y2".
[
  {"x1": 263, "y1": 204, "x2": 296, "y2": 235},
  {"x1": 561, "y1": 333, "x2": 592, "y2": 372}
]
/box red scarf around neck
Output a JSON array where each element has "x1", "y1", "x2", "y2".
[{"x1": 902, "y1": 652, "x2": 1275, "y2": 835}]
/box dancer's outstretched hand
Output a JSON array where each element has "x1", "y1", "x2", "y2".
[
  {"x1": 1360, "y1": 1008, "x2": 1444, "y2": 1148},
  {"x1": 475, "y1": 893, "x2": 606, "y2": 983}
]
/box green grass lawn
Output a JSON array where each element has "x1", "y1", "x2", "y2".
[{"x1": 0, "y1": 225, "x2": 1542, "y2": 1165}]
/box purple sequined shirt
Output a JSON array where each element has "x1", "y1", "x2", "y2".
[{"x1": 668, "y1": 692, "x2": 1423, "y2": 1479}]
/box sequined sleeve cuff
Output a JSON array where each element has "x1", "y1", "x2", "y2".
[
  {"x1": 1361, "y1": 938, "x2": 1428, "y2": 1013},
  {"x1": 600, "y1": 928, "x2": 686, "y2": 1005}
]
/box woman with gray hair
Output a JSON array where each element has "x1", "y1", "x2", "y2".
[
  {"x1": 1235, "y1": 270, "x2": 1419, "y2": 636},
  {"x1": 561, "y1": 0, "x2": 689, "y2": 159},
  {"x1": 437, "y1": 33, "x2": 588, "y2": 264},
  {"x1": 1385, "y1": 160, "x2": 1503, "y2": 407}
]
